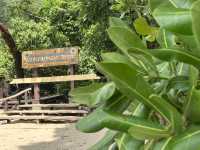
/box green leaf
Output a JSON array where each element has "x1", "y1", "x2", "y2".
[
  {"x1": 76, "y1": 93, "x2": 130, "y2": 133},
  {"x1": 134, "y1": 17, "x2": 153, "y2": 36},
  {"x1": 70, "y1": 82, "x2": 116, "y2": 107},
  {"x1": 96, "y1": 62, "x2": 153, "y2": 105},
  {"x1": 116, "y1": 103, "x2": 147, "y2": 149},
  {"x1": 188, "y1": 65, "x2": 199, "y2": 87},
  {"x1": 183, "y1": 66, "x2": 200, "y2": 123},
  {"x1": 76, "y1": 90, "x2": 170, "y2": 140},
  {"x1": 89, "y1": 130, "x2": 117, "y2": 150},
  {"x1": 101, "y1": 52, "x2": 145, "y2": 75},
  {"x1": 127, "y1": 47, "x2": 158, "y2": 76},
  {"x1": 133, "y1": 17, "x2": 159, "y2": 42},
  {"x1": 167, "y1": 76, "x2": 190, "y2": 92},
  {"x1": 77, "y1": 108, "x2": 170, "y2": 139},
  {"x1": 177, "y1": 35, "x2": 199, "y2": 54},
  {"x1": 109, "y1": 17, "x2": 130, "y2": 29},
  {"x1": 169, "y1": 0, "x2": 197, "y2": 8},
  {"x1": 149, "y1": 0, "x2": 165, "y2": 11},
  {"x1": 152, "y1": 137, "x2": 173, "y2": 150},
  {"x1": 149, "y1": 48, "x2": 200, "y2": 69},
  {"x1": 157, "y1": 29, "x2": 177, "y2": 48},
  {"x1": 165, "y1": 126, "x2": 200, "y2": 150},
  {"x1": 97, "y1": 62, "x2": 182, "y2": 133},
  {"x1": 116, "y1": 134, "x2": 143, "y2": 150},
  {"x1": 153, "y1": 4, "x2": 192, "y2": 35},
  {"x1": 185, "y1": 89, "x2": 200, "y2": 123},
  {"x1": 107, "y1": 27, "x2": 146, "y2": 55},
  {"x1": 149, "y1": 95, "x2": 183, "y2": 134},
  {"x1": 191, "y1": 0, "x2": 200, "y2": 52}
]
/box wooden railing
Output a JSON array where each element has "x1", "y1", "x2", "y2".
[{"x1": 0, "y1": 88, "x2": 32, "y2": 110}]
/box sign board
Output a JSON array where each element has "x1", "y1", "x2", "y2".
[{"x1": 22, "y1": 47, "x2": 79, "y2": 69}]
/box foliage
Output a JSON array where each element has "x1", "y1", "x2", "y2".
[
  {"x1": 70, "y1": 0, "x2": 200, "y2": 149},
  {"x1": 0, "y1": 48, "x2": 14, "y2": 80},
  {"x1": 10, "y1": 17, "x2": 68, "y2": 51},
  {"x1": 0, "y1": 0, "x2": 151, "y2": 79},
  {"x1": 79, "y1": 23, "x2": 111, "y2": 73}
]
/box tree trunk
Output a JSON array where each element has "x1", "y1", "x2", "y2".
[{"x1": 0, "y1": 23, "x2": 24, "y2": 78}]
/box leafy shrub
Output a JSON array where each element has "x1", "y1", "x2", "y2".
[
  {"x1": 70, "y1": 0, "x2": 200, "y2": 149},
  {"x1": 10, "y1": 17, "x2": 68, "y2": 51},
  {"x1": 79, "y1": 23, "x2": 109, "y2": 74},
  {"x1": 0, "y1": 47, "x2": 14, "y2": 80}
]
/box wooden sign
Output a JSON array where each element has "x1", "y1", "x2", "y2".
[{"x1": 22, "y1": 47, "x2": 79, "y2": 69}]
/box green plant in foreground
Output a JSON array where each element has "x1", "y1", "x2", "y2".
[{"x1": 70, "y1": 0, "x2": 200, "y2": 149}]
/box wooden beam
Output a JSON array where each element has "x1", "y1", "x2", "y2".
[
  {"x1": 18, "y1": 103, "x2": 80, "y2": 108},
  {"x1": 0, "y1": 115, "x2": 82, "y2": 122},
  {"x1": 0, "y1": 88, "x2": 32, "y2": 102},
  {"x1": 2, "y1": 110, "x2": 88, "y2": 114},
  {"x1": 10, "y1": 74, "x2": 100, "y2": 84}
]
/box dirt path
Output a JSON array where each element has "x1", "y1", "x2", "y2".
[{"x1": 0, "y1": 123, "x2": 105, "y2": 150}]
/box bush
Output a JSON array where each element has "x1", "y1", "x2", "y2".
[{"x1": 70, "y1": 0, "x2": 200, "y2": 149}]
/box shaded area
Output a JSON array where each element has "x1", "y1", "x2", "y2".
[{"x1": 0, "y1": 123, "x2": 105, "y2": 150}]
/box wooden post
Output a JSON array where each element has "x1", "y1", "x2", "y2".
[
  {"x1": 24, "y1": 91, "x2": 28, "y2": 105},
  {"x1": 68, "y1": 65, "x2": 75, "y2": 90},
  {"x1": 0, "y1": 80, "x2": 3, "y2": 99},
  {"x1": 0, "y1": 88, "x2": 3, "y2": 99},
  {"x1": 33, "y1": 69, "x2": 40, "y2": 104},
  {"x1": 4, "y1": 100, "x2": 8, "y2": 111}
]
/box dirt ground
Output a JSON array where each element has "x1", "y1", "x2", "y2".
[{"x1": 0, "y1": 123, "x2": 106, "y2": 150}]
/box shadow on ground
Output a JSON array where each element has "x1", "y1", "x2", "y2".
[{"x1": 18, "y1": 123, "x2": 105, "y2": 150}]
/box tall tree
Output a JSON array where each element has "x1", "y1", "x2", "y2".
[{"x1": 0, "y1": 23, "x2": 23, "y2": 78}]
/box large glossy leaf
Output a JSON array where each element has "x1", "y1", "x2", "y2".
[
  {"x1": 153, "y1": 4, "x2": 192, "y2": 35},
  {"x1": 76, "y1": 93, "x2": 130, "y2": 133},
  {"x1": 167, "y1": 76, "x2": 190, "y2": 92},
  {"x1": 134, "y1": 17, "x2": 158, "y2": 37},
  {"x1": 101, "y1": 52, "x2": 145, "y2": 75},
  {"x1": 183, "y1": 66, "x2": 200, "y2": 123},
  {"x1": 127, "y1": 47, "x2": 158, "y2": 76},
  {"x1": 177, "y1": 35, "x2": 199, "y2": 54},
  {"x1": 169, "y1": 0, "x2": 197, "y2": 8},
  {"x1": 152, "y1": 137, "x2": 173, "y2": 150},
  {"x1": 149, "y1": 0, "x2": 165, "y2": 11},
  {"x1": 97, "y1": 62, "x2": 182, "y2": 133},
  {"x1": 76, "y1": 90, "x2": 170, "y2": 140},
  {"x1": 116, "y1": 134, "x2": 143, "y2": 150},
  {"x1": 109, "y1": 17, "x2": 130, "y2": 29},
  {"x1": 188, "y1": 65, "x2": 199, "y2": 87},
  {"x1": 158, "y1": 126, "x2": 200, "y2": 150},
  {"x1": 89, "y1": 130, "x2": 117, "y2": 150},
  {"x1": 107, "y1": 27, "x2": 146, "y2": 55},
  {"x1": 107, "y1": 19, "x2": 157, "y2": 75},
  {"x1": 149, "y1": 48, "x2": 200, "y2": 69},
  {"x1": 116, "y1": 103, "x2": 147, "y2": 150},
  {"x1": 157, "y1": 29, "x2": 177, "y2": 48},
  {"x1": 185, "y1": 89, "x2": 200, "y2": 123},
  {"x1": 149, "y1": 95, "x2": 183, "y2": 134},
  {"x1": 191, "y1": 0, "x2": 200, "y2": 52},
  {"x1": 69, "y1": 82, "x2": 115, "y2": 107},
  {"x1": 77, "y1": 108, "x2": 170, "y2": 139}
]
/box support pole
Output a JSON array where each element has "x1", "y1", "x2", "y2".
[
  {"x1": 33, "y1": 69, "x2": 40, "y2": 104},
  {"x1": 68, "y1": 65, "x2": 75, "y2": 90},
  {"x1": 0, "y1": 80, "x2": 3, "y2": 99}
]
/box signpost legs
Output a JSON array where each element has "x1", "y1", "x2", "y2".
[
  {"x1": 68, "y1": 65, "x2": 75, "y2": 90},
  {"x1": 33, "y1": 69, "x2": 40, "y2": 104},
  {"x1": 0, "y1": 80, "x2": 3, "y2": 99}
]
